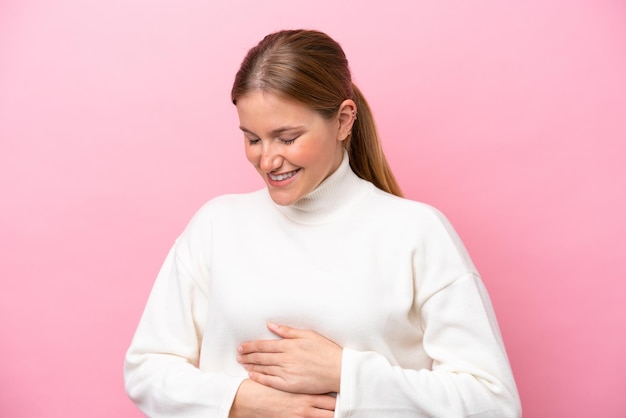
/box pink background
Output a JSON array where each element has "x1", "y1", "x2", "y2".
[{"x1": 1, "y1": 0, "x2": 625, "y2": 416}]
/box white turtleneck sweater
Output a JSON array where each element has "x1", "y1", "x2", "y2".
[{"x1": 124, "y1": 154, "x2": 521, "y2": 417}]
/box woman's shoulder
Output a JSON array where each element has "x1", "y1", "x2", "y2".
[
  {"x1": 369, "y1": 187, "x2": 447, "y2": 223},
  {"x1": 204, "y1": 188, "x2": 267, "y2": 208},
  {"x1": 367, "y1": 187, "x2": 470, "y2": 246},
  {"x1": 368, "y1": 188, "x2": 477, "y2": 272},
  {"x1": 186, "y1": 188, "x2": 269, "y2": 224}
]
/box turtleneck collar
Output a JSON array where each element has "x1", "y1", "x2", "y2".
[{"x1": 271, "y1": 151, "x2": 372, "y2": 225}]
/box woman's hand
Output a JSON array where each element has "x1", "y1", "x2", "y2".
[
  {"x1": 229, "y1": 379, "x2": 336, "y2": 418},
  {"x1": 237, "y1": 322, "x2": 343, "y2": 394}
]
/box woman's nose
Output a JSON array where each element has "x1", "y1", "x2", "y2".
[{"x1": 259, "y1": 143, "x2": 282, "y2": 172}]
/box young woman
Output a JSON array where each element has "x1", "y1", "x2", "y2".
[{"x1": 124, "y1": 29, "x2": 521, "y2": 417}]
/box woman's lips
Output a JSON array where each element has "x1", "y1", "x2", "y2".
[
  {"x1": 267, "y1": 168, "x2": 300, "y2": 186},
  {"x1": 269, "y1": 169, "x2": 300, "y2": 181}
]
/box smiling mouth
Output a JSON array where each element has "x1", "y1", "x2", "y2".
[{"x1": 268, "y1": 169, "x2": 300, "y2": 181}]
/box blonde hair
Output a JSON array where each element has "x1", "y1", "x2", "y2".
[{"x1": 231, "y1": 29, "x2": 402, "y2": 197}]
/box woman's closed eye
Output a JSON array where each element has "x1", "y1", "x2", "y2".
[
  {"x1": 245, "y1": 135, "x2": 299, "y2": 146},
  {"x1": 278, "y1": 137, "x2": 297, "y2": 145}
]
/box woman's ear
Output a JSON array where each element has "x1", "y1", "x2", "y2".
[{"x1": 336, "y1": 99, "x2": 357, "y2": 142}]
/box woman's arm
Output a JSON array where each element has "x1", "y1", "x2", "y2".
[
  {"x1": 337, "y1": 273, "x2": 521, "y2": 418},
  {"x1": 229, "y1": 379, "x2": 336, "y2": 418},
  {"x1": 236, "y1": 276, "x2": 520, "y2": 417},
  {"x1": 124, "y1": 245, "x2": 245, "y2": 418}
]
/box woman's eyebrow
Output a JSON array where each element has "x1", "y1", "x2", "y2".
[{"x1": 239, "y1": 126, "x2": 304, "y2": 136}]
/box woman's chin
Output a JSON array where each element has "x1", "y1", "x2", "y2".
[
  {"x1": 268, "y1": 191, "x2": 300, "y2": 206},
  {"x1": 266, "y1": 184, "x2": 307, "y2": 206}
]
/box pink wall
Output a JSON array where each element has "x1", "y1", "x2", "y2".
[{"x1": 1, "y1": 0, "x2": 624, "y2": 416}]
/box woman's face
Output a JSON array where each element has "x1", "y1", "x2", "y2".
[{"x1": 236, "y1": 90, "x2": 353, "y2": 206}]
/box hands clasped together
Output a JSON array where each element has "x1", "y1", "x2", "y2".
[{"x1": 230, "y1": 322, "x2": 343, "y2": 418}]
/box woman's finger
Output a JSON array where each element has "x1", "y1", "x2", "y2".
[{"x1": 238, "y1": 339, "x2": 283, "y2": 354}]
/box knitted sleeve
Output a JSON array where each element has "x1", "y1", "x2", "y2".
[
  {"x1": 336, "y1": 208, "x2": 521, "y2": 417},
  {"x1": 123, "y1": 208, "x2": 245, "y2": 418}
]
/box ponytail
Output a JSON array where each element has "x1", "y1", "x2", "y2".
[{"x1": 348, "y1": 84, "x2": 403, "y2": 197}]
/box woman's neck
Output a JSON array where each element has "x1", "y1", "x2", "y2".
[{"x1": 272, "y1": 151, "x2": 372, "y2": 224}]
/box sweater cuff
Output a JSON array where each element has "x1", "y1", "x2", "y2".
[
  {"x1": 219, "y1": 375, "x2": 248, "y2": 417},
  {"x1": 337, "y1": 347, "x2": 375, "y2": 417}
]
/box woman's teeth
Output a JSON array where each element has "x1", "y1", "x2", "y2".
[{"x1": 269, "y1": 170, "x2": 298, "y2": 181}]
